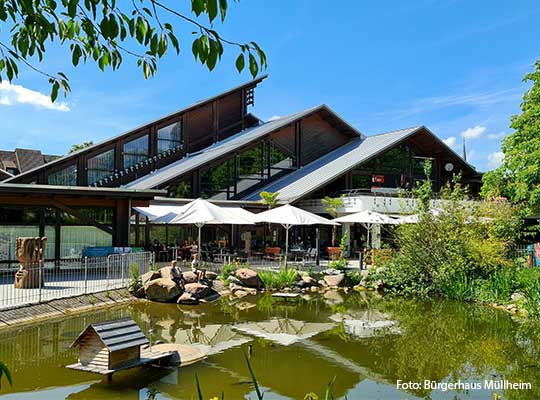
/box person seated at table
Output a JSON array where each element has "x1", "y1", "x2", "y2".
[
  {"x1": 293, "y1": 237, "x2": 305, "y2": 250},
  {"x1": 170, "y1": 260, "x2": 185, "y2": 290},
  {"x1": 180, "y1": 239, "x2": 191, "y2": 260},
  {"x1": 191, "y1": 240, "x2": 199, "y2": 255},
  {"x1": 191, "y1": 253, "x2": 206, "y2": 281}
]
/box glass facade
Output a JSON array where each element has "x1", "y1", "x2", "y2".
[
  {"x1": 167, "y1": 180, "x2": 192, "y2": 198},
  {"x1": 157, "y1": 121, "x2": 182, "y2": 153},
  {"x1": 47, "y1": 164, "x2": 78, "y2": 186},
  {"x1": 123, "y1": 135, "x2": 149, "y2": 168},
  {"x1": 87, "y1": 149, "x2": 115, "y2": 185},
  {"x1": 60, "y1": 226, "x2": 112, "y2": 258},
  {"x1": 352, "y1": 144, "x2": 433, "y2": 190}
]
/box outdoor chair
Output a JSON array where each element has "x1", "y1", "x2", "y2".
[
  {"x1": 305, "y1": 248, "x2": 317, "y2": 262},
  {"x1": 264, "y1": 247, "x2": 282, "y2": 262}
]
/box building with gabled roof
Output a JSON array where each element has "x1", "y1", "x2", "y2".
[{"x1": 0, "y1": 75, "x2": 482, "y2": 261}]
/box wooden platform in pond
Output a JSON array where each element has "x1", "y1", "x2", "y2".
[
  {"x1": 150, "y1": 343, "x2": 208, "y2": 367},
  {"x1": 272, "y1": 292, "x2": 300, "y2": 299},
  {"x1": 66, "y1": 348, "x2": 177, "y2": 375}
]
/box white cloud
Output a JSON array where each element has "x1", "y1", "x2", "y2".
[
  {"x1": 487, "y1": 131, "x2": 506, "y2": 140},
  {"x1": 488, "y1": 151, "x2": 504, "y2": 168},
  {"x1": 461, "y1": 125, "x2": 486, "y2": 139},
  {"x1": 0, "y1": 81, "x2": 70, "y2": 112},
  {"x1": 443, "y1": 136, "x2": 457, "y2": 149}
]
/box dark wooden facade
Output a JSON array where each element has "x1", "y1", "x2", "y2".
[{"x1": 7, "y1": 76, "x2": 267, "y2": 187}]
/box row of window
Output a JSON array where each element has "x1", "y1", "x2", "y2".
[{"x1": 47, "y1": 121, "x2": 183, "y2": 185}]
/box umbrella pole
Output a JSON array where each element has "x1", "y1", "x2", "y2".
[
  {"x1": 284, "y1": 226, "x2": 289, "y2": 268},
  {"x1": 198, "y1": 224, "x2": 202, "y2": 255}
]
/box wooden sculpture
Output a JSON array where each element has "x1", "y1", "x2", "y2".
[{"x1": 14, "y1": 237, "x2": 47, "y2": 289}]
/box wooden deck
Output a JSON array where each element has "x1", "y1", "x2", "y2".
[{"x1": 66, "y1": 348, "x2": 177, "y2": 376}]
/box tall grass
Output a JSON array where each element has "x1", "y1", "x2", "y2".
[
  {"x1": 258, "y1": 268, "x2": 298, "y2": 289},
  {"x1": 194, "y1": 351, "x2": 338, "y2": 400}
]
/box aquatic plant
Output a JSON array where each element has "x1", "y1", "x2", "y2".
[
  {"x1": 128, "y1": 264, "x2": 143, "y2": 294},
  {"x1": 258, "y1": 268, "x2": 298, "y2": 289},
  {"x1": 219, "y1": 263, "x2": 237, "y2": 281}
]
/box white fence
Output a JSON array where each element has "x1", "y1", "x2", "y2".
[{"x1": 0, "y1": 252, "x2": 153, "y2": 310}]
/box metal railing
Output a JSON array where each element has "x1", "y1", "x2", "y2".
[{"x1": 0, "y1": 252, "x2": 153, "y2": 310}]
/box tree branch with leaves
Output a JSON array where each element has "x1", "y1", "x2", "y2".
[{"x1": 0, "y1": 0, "x2": 267, "y2": 101}]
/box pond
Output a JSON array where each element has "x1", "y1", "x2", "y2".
[{"x1": 0, "y1": 292, "x2": 539, "y2": 399}]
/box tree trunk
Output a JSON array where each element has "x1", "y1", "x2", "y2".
[{"x1": 332, "y1": 226, "x2": 337, "y2": 247}]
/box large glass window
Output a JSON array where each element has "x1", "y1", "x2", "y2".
[
  {"x1": 87, "y1": 149, "x2": 115, "y2": 185},
  {"x1": 60, "y1": 226, "x2": 112, "y2": 258},
  {"x1": 200, "y1": 159, "x2": 235, "y2": 199},
  {"x1": 123, "y1": 135, "x2": 149, "y2": 168},
  {"x1": 167, "y1": 180, "x2": 192, "y2": 198},
  {"x1": 157, "y1": 121, "x2": 182, "y2": 153},
  {"x1": 47, "y1": 164, "x2": 77, "y2": 186}
]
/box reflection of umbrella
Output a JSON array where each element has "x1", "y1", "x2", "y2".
[
  {"x1": 153, "y1": 199, "x2": 254, "y2": 247},
  {"x1": 164, "y1": 324, "x2": 252, "y2": 355},
  {"x1": 330, "y1": 311, "x2": 400, "y2": 338},
  {"x1": 254, "y1": 204, "x2": 338, "y2": 265},
  {"x1": 232, "y1": 318, "x2": 335, "y2": 346},
  {"x1": 333, "y1": 210, "x2": 399, "y2": 247}
]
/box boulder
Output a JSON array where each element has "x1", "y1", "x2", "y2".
[
  {"x1": 230, "y1": 283, "x2": 257, "y2": 295},
  {"x1": 234, "y1": 290, "x2": 248, "y2": 298},
  {"x1": 322, "y1": 268, "x2": 341, "y2": 276},
  {"x1": 159, "y1": 266, "x2": 174, "y2": 280},
  {"x1": 184, "y1": 282, "x2": 210, "y2": 299},
  {"x1": 211, "y1": 279, "x2": 227, "y2": 294},
  {"x1": 511, "y1": 292, "x2": 524, "y2": 302},
  {"x1": 177, "y1": 292, "x2": 199, "y2": 305},
  {"x1": 144, "y1": 278, "x2": 182, "y2": 302},
  {"x1": 301, "y1": 275, "x2": 317, "y2": 286},
  {"x1": 324, "y1": 290, "x2": 344, "y2": 304},
  {"x1": 310, "y1": 286, "x2": 319, "y2": 293},
  {"x1": 235, "y1": 268, "x2": 261, "y2": 288},
  {"x1": 182, "y1": 271, "x2": 199, "y2": 283},
  {"x1": 199, "y1": 288, "x2": 221, "y2": 303},
  {"x1": 206, "y1": 271, "x2": 218, "y2": 280},
  {"x1": 129, "y1": 285, "x2": 146, "y2": 298},
  {"x1": 141, "y1": 270, "x2": 160, "y2": 286},
  {"x1": 324, "y1": 273, "x2": 346, "y2": 287},
  {"x1": 228, "y1": 276, "x2": 243, "y2": 286}
]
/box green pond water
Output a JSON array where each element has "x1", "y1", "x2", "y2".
[{"x1": 0, "y1": 292, "x2": 539, "y2": 399}]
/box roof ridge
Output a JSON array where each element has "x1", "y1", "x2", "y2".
[{"x1": 367, "y1": 126, "x2": 422, "y2": 138}]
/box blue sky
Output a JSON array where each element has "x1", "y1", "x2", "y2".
[{"x1": 0, "y1": 0, "x2": 539, "y2": 171}]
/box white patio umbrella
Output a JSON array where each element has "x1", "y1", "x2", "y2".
[
  {"x1": 333, "y1": 210, "x2": 400, "y2": 248},
  {"x1": 254, "y1": 204, "x2": 338, "y2": 265},
  {"x1": 153, "y1": 199, "x2": 254, "y2": 249},
  {"x1": 134, "y1": 204, "x2": 187, "y2": 220}
]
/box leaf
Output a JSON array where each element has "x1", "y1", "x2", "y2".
[
  {"x1": 192, "y1": 0, "x2": 204, "y2": 16},
  {"x1": 248, "y1": 52, "x2": 258, "y2": 77},
  {"x1": 72, "y1": 44, "x2": 82, "y2": 66},
  {"x1": 235, "y1": 53, "x2": 244, "y2": 72},
  {"x1": 195, "y1": 374, "x2": 204, "y2": 400},
  {"x1": 219, "y1": 0, "x2": 227, "y2": 21},
  {"x1": 67, "y1": 0, "x2": 78, "y2": 18},
  {"x1": 0, "y1": 361, "x2": 12, "y2": 388},
  {"x1": 50, "y1": 81, "x2": 59, "y2": 103},
  {"x1": 243, "y1": 351, "x2": 264, "y2": 399},
  {"x1": 207, "y1": 0, "x2": 218, "y2": 22},
  {"x1": 324, "y1": 376, "x2": 336, "y2": 400}
]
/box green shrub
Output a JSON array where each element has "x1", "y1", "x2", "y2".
[
  {"x1": 378, "y1": 161, "x2": 519, "y2": 300},
  {"x1": 220, "y1": 263, "x2": 237, "y2": 281},
  {"x1": 346, "y1": 271, "x2": 362, "y2": 286},
  {"x1": 128, "y1": 264, "x2": 143, "y2": 293},
  {"x1": 474, "y1": 267, "x2": 515, "y2": 304}
]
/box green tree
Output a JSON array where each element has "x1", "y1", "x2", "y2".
[
  {"x1": 322, "y1": 196, "x2": 343, "y2": 246},
  {"x1": 69, "y1": 141, "x2": 94, "y2": 154},
  {"x1": 0, "y1": 0, "x2": 266, "y2": 101},
  {"x1": 481, "y1": 60, "x2": 540, "y2": 215},
  {"x1": 260, "y1": 191, "x2": 279, "y2": 209}
]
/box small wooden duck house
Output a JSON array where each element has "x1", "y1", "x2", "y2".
[{"x1": 70, "y1": 318, "x2": 149, "y2": 371}]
